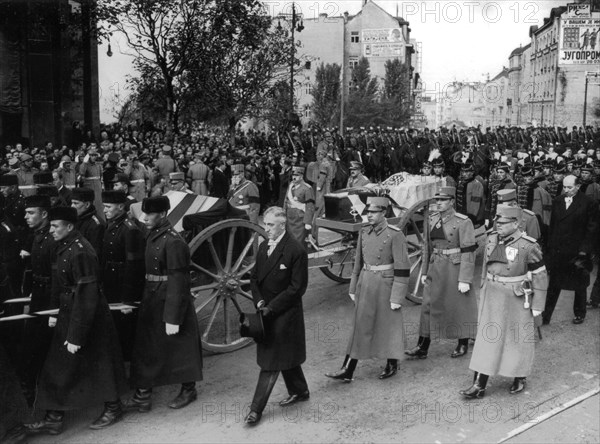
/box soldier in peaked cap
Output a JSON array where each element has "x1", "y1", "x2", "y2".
[
  {"x1": 229, "y1": 163, "x2": 260, "y2": 224},
  {"x1": 326, "y1": 196, "x2": 411, "y2": 382},
  {"x1": 71, "y1": 187, "x2": 105, "y2": 256},
  {"x1": 579, "y1": 163, "x2": 600, "y2": 204},
  {"x1": 78, "y1": 148, "x2": 104, "y2": 221},
  {"x1": 169, "y1": 172, "x2": 193, "y2": 194},
  {"x1": 283, "y1": 165, "x2": 315, "y2": 247},
  {"x1": 460, "y1": 204, "x2": 547, "y2": 399},
  {"x1": 16, "y1": 153, "x2": 38, "y2": 197},
  {"x1": 21, "y1": 206, "x2": 128, "y2": 435},
  {"x1": 488, "y1": 163, "x2": 516, "y2": 220},
  {"x1": 432, "y1": 158, "x2": 456, "y2": 188},
  {"x1": 101, "y1": 190, "x2": 146, "y2": 361},
  {"x1": 346, "y1": 161, "x2": 370, "y2": 188},
  {"x1": 406, "y1": 187, "x2": 478, "y2": 360},
  {"x1": 124, "y1": 196, "x2": 202, "y2": 413},
  {"x1": 18, "y1": 195, "x2": 56, "y2": 404},
  {"x1": 455, "y1": 162, "x2": 486, "y2": 229},
  {"x1": 154, "y1": 145, "x2": 179, "y2": 181},
  {"x1": 494, "y1": 189, "x2": 541, "y2": 241}
]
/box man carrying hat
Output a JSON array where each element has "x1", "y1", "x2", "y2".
[
  {"x1": 326, "y1": 196, "x2": 411, "y2": 382},
  {"x1": 21, "y1": 206, "x2": 128, "y2": 434},
  {"x1": 124, "y1": 196, "x2": 203, "y2": 412},
  {"x1": 229, "y1": 164, "x2": 260, "y2": 225},
  {"x1": 493, "y1": 189, "x2": 541, "y2": 241},
  {"x1": 283, "y1": 165, "x2": 315, "y2": 247},
  {"x1": 346, "y1": 161, "x2": 370, "y2": 188},
  {"x1": 101, "y1": 190, "x2": 146, "y2": 361},
  {"x1": 460, "y1": 204, "x2": 547, "y2": 399},
  {"x1": 17, "y1": 195, "x2": 57, "y2": 404},
  {"x1": 406, "y1": 187, "x2": 478, "y2": 360},
  {"x1": 71, "y1": 187, "x2": 105, "y2": 256}
]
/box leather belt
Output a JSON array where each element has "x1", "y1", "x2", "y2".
[
  {"x1": 18, "y1": 185, "x2": 37, "y2": 190},
  {"x1": 486, "y1": 272, "x2": 527, "y2": 283},
  {"x1": 433, "y1": 247, "x2": 461, "y2": 255},
  {"x1": 145, "y1": 274, "x2": 168, "y2": 282},
  {"x1": 363, "y1": 263, "x2": 393, "y2": 271},
  {"x1": 84, "y1": 176, "x2": 100, "y2": 180},
  {"x1": 130, "y1": 179, "x2": 145, "y2": 184}
]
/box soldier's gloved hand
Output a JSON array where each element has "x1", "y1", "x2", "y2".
[
  {"x1": 317, "y1": 187, "x2": 322, "y2": 191},
  {"x1": 532, "y1": 309, "x2": 542, "y2": 317},
  {"x1": 304, "y1": 224, "x2": 312, "y2": 231},
  {"x1": 121, "y1": 308, "x2": 133, "y2": 314},
  {"x1": 257, "y1": 300, "x2": 266, "y2": 309},
  {"x1": 349, "y1": 293, "x2": 356, "y2": 303},
  {"x1": 165, "y1": 322, "x2": 180, "y2": 335},
  {"x1": 259, "y1": 306, "x2": 271, "y2": 318},
  {"x1": 64, "y1": 341, "x2": 81, "y2": 354},
  {"x1": 48, "y1": 317, "x2": 57, "y2": 328},
  {"x1": 390, "y1": 303, "x2": 402, "y2": 310},
  {"x1": 420, "y1": 275, "x2": 428, "y2": 285},
  {"x1": 19, "y1": 250, "x2": 31, "y2": 259},
  {"x1": 458, "y1": 282, "x2": 470, "y2": 293}
]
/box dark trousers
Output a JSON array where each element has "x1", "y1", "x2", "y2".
[
  {"x1": 544, "y1": 275, "x2": 587, "y2": 321},
  {"x1": 590, "y1": 273, "x2": 600, "y2": 305},
  {"x1": 250, "y1": 366, "x2": 308, "y2": 414}
]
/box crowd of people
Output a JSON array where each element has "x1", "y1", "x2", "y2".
[{"x1": 0, "y1": 120, "x2": 599, "y2": 435}]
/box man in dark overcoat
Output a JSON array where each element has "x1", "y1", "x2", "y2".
[
  {"x1": 543, "y1": 175, "x2": 598, "y2": 325},
  {"x1": 22, "y1": 206, "x2": 127, "y2": 435},
  {"x1": 125, "y1": 196, "x2": 203, "y2": 412},
  {"x1": 245, "y1": 206, "x2": 309, "y2": 426},
  {"x1": 71, "y1": 187, "x2": 105, "y2": 256},
  {"x1": 101, "y1": 190, "x2": 146, "y2": 360}
]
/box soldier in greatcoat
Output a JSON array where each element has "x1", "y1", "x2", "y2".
[
  {"x1": 125, "y1": 156, "x2": 150, "y2": 202},
  {"x1": 187, "y1": 154, "x2": 211, "y2": 195},
  {"x1": 72, "y1": 187, "x2": 105, "y2": 256},
  {"x1": 460, "y1": 205, "x2": 547, "y2": 399},
  {"x1": 228, "y1": 164, "x2": 260, "y2": 225},
  {"x1": 283, "y1": 165, "x2": 315, "y2": 247},
  {"x1": 493, "y1": 189, "x2": 541, "y2": 240},
  {"x1": 18, "y1": 195, "x2": 57, "y2": 404},
  {"x1": 101, "y1": 190, "x2": 146, "y2": 360},
  {"x1": 0, "y1": 173, "x2": 26, "y2": 298},
  {"x1": 405, "y1": 187, "x2": 477, "y2": 360},
  {"x1": 22, "y1": 206, "x2": 128, "y2": 435},
  {"x1": 346, "y1": 161, "x2": 371, "y2": 188},
  {"x1": 325, "y1": 196, "x2": 411, "y2": 382},
  {"x1": 124, "y1": 196, "x2": 203, "y2": 412},
  {"x1": 455, "y1": 162, "x2": 486, "y2": 229},
  {"x1": 78, "y1": 147, "x2": 104, "y2": 221}
]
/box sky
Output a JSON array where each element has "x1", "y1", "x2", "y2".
[{"x1": 97, "y1": 0, "x2": 561, "y2": 122}]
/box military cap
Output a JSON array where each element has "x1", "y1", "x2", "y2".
[
  {"x1": 365, "y1": 196, "x2": 389, "y2": 212},
  {"x1": 461, "y1": 161, "x2": 474, "y2": 172},
  {"x1": 497, "y1": 189, "x2": 517, "y2": 202},
  {"x1": 102, "y1": 190, "x2": 128, "y2": 204},
  {"x1": 231, "y1": 164, "x2": 245, "y2": 174},
  {"x1": 349, "y1": 161, "x2": 364, "y2": 170},
  {"x1": 434, "y1": 186, "x2": 456, "y2": 199},
  {"x1": 20, "y1": 153, "x2": 33, "y2": 162},
  {"x1": 37, "y1": 185, "x2": 58, "y2": 197},
  {"x1": 107, "y1": 152, "x2": 120, "y2": 163},
  {"x1": 162, "y1": 145, "x2": 172, "y2": 153},
  {"x1": 71, "y1": 187, "x2": 95, "y2": 202},
  {"x1": 1, "y1": 174, "x2": 19, "y2": 186},
  {"x1": 520, "y1": 165, "x2": 534, "y2": 176},
  {"x1": 581, "y1": 163, "x2": 594, "y2": 173},
  {"x1": 422, "y1": 161, "x2": 433, "y2": 168},
  {"x1": 142, "y1": 196, "x2": 170, "y2": 213},
  {"x1": 239, "y1": 311, "x2": 265, "y2": 342},
  {"x1": 432, "y1": 158, "x2": 445, "y2": 167},
  {"x1": 25, "y1": 195, "x2": 51, "y2": 210},
  {"x1": 291, "y1": 166, "x2": 305, "y2": 175},
  {"x1": 113, "y1": 172, "x2": 130, "y2": 185},
  {"x1": 61, "y1": 155, "x2": 72, "y2": 162},
  {"x1": 48, "y1": 206, "x2": 77, "y2": 224},
  {"x1": 33, "y1": 171, "x2": 53, "y2": 185},
  {"x1": 553, "y1": 162, "x2": 566, "y2": 174},
  {"x1": 8, "y1": 157, "x2": 19, "y2": 166},
  {"x1": 169, "y1": 172, "x2": 185, "y2": 182},
  {"x1": 533, "y1": 162, "x2": 544, "y2": 171},
  {"x1": 495, "y1": 204, "x2": 522, "y2": 221},
  {"x1": 496, "y1": 163, "x2": 511, "y2": 173}
]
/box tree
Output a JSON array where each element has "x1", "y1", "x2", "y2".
[
  {"x1": 379, "y1": 59, "x2": 412, "y2": 127},
  {"x1": 311, "y1": 63, "x2": 341, "y2": 128},
  {"x1": 261, "y1": 79, "x2": 297, "y2": 131},
  {"x1": 345, "y1": 57, "x2": 380, "y2": 128}
]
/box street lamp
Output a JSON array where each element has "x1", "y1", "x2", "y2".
[{"x1": 277, "y1": 3, "x2": 304, "y2": 129}]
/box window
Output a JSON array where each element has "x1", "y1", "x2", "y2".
[
  {"x1": 351, "y1": 31, "x2": 359, "y2": 43},
  {"x1": 304, "y1": 84, "x2": 312, "y2": 95},
  {"x1": 349, "y1": 56, "x2": 359, "y2": 69}
]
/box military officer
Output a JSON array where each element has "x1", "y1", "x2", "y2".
[
  {"x1": 346, "y1": 161, "x2": 371, "y2": 188},
  {"x1": 18, "y1": 195, "x2": 57, "y2": 404},
  {"x1": 460, "y1": 205, "x2": 547, "y2": 399},
  {"x1": 405, "y1": 187, "x2": 477, "y2": 360},
  {"x1": 283, "y1": 165, "x2": 315, "y2": 247},
  {"x1": 228, "y1": 164, "x2": 260, "y2": 225},
  {"x1": 493, "y1": 189, "x2": 541, "y2": 240},
  {"x1": 325, "y1": 196, "x2": 411, "y2": 382},
  {"x1": 16, "y1": 154, "x2": 38, "y2": 197},
  {"x1": 101, "y1": 190, "x2": 146, "y2": 360},
  {"x1": 125, "y1": 196, "x2": 203, "y2": 412},
  {"x1": 433, "y1": 158, "x2": 456, "y2": 188},
  {"x1": 125, "y1": 156, "x2": 151, "y2": 201},
  {"x1": 22, "y1": 206, "x2": 127, "y2": 434},
  {"x1": 517, "y1": 166, "x2": 552, "y2": 239},
  {"x1": 315, "y1": 151, "x2": 333, "y2": 217},
  {"x1": 455, "y1": 162, "x2": 486, "y2": 229},
  {"x1": 187, "y1": 154, "x2": 211, "y2": 195},
  {"x1": 169, "y1": 172, "x2": 194, "y2": 193},
  {"x1": 78, "y1": 147, "x2": 104, "y2": 221},
  {"x1": 72, "y1": 187, "x2": 105, "y2": 256}
]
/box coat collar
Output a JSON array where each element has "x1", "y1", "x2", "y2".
[
  {"x1": 148, "y1": 218, "x2": 172, "y2": 241},
  {"x1": 257, "y1": 231, "x2": 291, "y2": 283},
  {"x1": 107, "y1": 212, "x2": 127, "y2": 231}
]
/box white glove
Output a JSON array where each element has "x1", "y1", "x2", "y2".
[
  {"x1": 532, "y1": 309, "x2": 542, "y2": 317},
  {"x1": 390, "y1": 303, "x2": 402, "y2": 310},
  {"x1": 257, "y1": 300, "x2": 266, "y2": 309},
  {"x1": 165, "y1": 322, "x2": 180, "y2": 335},
  {"x1": 48, "y1": 317, "x2": 57, "y2": 327},
  {"x1": 19, "y1": 250, "x2": 31, "y2": 259},
  {"x1": 121, "y1": 308, "x2": 133, "y2": 314},
  {"x1": 420, "y1": 275, "x2": 428, "y2": 285},
  {"x1": 349, "y1": 293, "x2": 356, "y2": 303},
  {"x1": 458, "y1": 282, "x2": 470, "y2": 293},
  {"x1": 317, "y1": 187, "x2": 322, "y2": 191},
  {"x1": 64, "y1": 341, "x2": 81, "y2": 354},
  {"x1": 83, "y1": 154, "x2": 90, "y2": 163},
  {"x1": 304, "y1": 224, "x2": 312, "y2": 230}
]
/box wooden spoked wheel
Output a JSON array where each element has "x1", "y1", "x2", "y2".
[
  {"x1": 188, "y1": 219, "x2": 267, "y2": 353},
  {"x1": 317, "y1": 230, "x2": 358, "y2": 283},
  {"x1": 397, "y1": 199, "x2": 433, "y2": 305}
]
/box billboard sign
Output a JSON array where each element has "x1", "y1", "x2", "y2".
[{"x1": 559, "y1": 7, "x2": 600, "y2": 65}]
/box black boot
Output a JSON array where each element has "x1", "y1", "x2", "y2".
[
  {"x1": 405, "y1": 336, "x2": 430, "y2": 359},
  {"x1": 378, "y1": 359, "x2": 398, "y2": 379},
  {"x1": 123, "y1": 388, "x2": 152, "y2": 413},
  {"x1": 451, "y1": 338, "x2": 469, "y2": 358},
  {"x1": 89, "y1": 400, "x2": 123, "y2": 429},
  {"x1": 459, "y1": 372, "x2": 488, "y2": 399},
  {"x1": 23, "y1": 410, "x2": 64, "y2": 436},
  {"x1": 509, "y1": 377, "x2": 526, "y2": 394},
  {"x1": 168, "y1": 382, "x2": 197, "y2": 409},
  {"x1": 325, "y1": 357, "x2": 357, "y2": 382}
]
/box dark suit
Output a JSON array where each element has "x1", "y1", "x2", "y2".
[
  {"x1": 249, "y1": 232, "x2": 309, "y2": 414},
  {"x1": 544, "y1": 191, "x2": 598, "y2": 322},
  {"x1": 209, "y1": 168, "x2": 229, "y2": 199}
]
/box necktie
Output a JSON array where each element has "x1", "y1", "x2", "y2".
[
  {"x1": 565, "y1": 196, "x2": 572, "y2": 209},
  {"x1": 267, "y1": 240, "x2": 277, "y2": 256}
]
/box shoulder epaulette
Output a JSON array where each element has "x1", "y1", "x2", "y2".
[
  {"x1": 522, "y1": 234, "x2": 536, "y2": 243},
  {"x1": 1, "y1": 222, "x2": 10, "y2": 232},
  {"x1": 124, "y1": 219, "x2": 135, "y2": 228},
  {"x1": 523, "y1": 209, "x2": 535, "y2": 216},
  {"x1": 454, "y1": 212, "x2": 468, "y2": 220},
  {"x1": 92, "y1": 215, "x2": 100, "y2": 225},
  {"x1": 388, "y1": 225, "x2": 400, "y2": 231}
]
